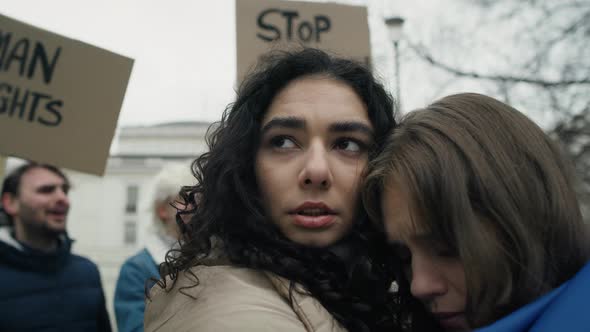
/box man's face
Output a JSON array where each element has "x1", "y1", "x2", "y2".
[
  {"x1": 4, "y1": 167, "x2": 70, "y2": 236},
  {"x1": 157, "y1": 195, "x2": 182, "y2": 239}
]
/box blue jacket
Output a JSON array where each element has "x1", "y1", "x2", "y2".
[
  {"x1": 477, "y1": 261, "x2": 590, "y2": 331},
  {"x1": 114, "y1": 248, "x2": 159, "y2": 332},
  {"x1": 0, "y1": 227, "x2": 111, "y2": 332}
]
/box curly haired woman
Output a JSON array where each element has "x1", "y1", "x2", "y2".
[{"x1": 144, "y1": 48, "x2": 433, "y2": 332}]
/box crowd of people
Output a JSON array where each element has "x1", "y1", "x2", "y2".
[{"x1": 1, "y1": 48, "x2": 588, "y2": 332}]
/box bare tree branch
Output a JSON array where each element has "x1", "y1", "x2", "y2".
[{"x1": 407, "y1": 41, "x2": 590, "y2": 88}]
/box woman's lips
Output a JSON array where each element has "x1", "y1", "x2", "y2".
[
  {"x1": 291, "y1": 214, "x2": 335, "y2": 228},
  {"x1": 289, "y1": 201, "x2": 336, "y2": 229},
  {"x1": 433, "y1": 312, "x2": 468, "y2": 331}
]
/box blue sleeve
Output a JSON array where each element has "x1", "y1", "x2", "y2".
[{"x1": 114, "y1": 257, "x2": 157, "y2": 332}]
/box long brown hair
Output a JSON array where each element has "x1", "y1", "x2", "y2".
[{"x1": 364, "y1": 93, "x2": 589, "y2": 327}]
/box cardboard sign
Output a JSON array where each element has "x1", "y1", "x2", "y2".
[
  {"x1": 0, "y1": 14, "x2": 133, "y2": 176},
  {"x1": 0, "y1": 155, "x2": 5, "y2": 178},
  {"x1": 236, "y1": 0, "x2": 371, "y2": 83}
]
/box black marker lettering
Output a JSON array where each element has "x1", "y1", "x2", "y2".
[
  {"x1": 256, "y1": 8, "x2": 281, "y2": 42},
  {"x1": 298, "y1": 21, "x2": 313, "y2": 42},
  {"x1": 28, "y1": 91, "x2": 51, "y2": 122},
  {"x1": 9, "y1": 86, "x2": 29, "y2": 119},
  {"x1": 39, "y1": 99, "x2": 63, "y2": 127},
  {"x1": 0, "y1": 83, "x2": 12, "y2": 114},
  {"x1": 281, "y1": 10, "x2": 298, "y2": 40},
  {"x1": 4, "y1": 38, "x2": 29, "y2": 77},
  {"x1": 29, "y1": 42, "x2": 61, "y2": 84},
  {"x1": 315, "y1": 16, "x2": 330, "y2": 42},
  {"x1": 0, "y1": 31, "x2": 12, "y2": 68}
]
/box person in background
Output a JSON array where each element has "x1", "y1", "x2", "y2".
[
  {"x1": 0, "y1": 162, "x2": 111, "y2": 332},
  {"x1": 363, "y1": 93, "x2": 590, "y2": 331},
  {"x1": 114, "y1": 162, "x2": 194, "y2": 332},
  {"x1": 144, "y1": 48, "x2": 435, "y2": 332}
]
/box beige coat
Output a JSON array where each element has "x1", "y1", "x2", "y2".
[{"x1": 144, "y1": 265, "x2": 347, "y2": 332}]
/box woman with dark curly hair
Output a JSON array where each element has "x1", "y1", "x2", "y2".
[{"x1": 144, "y1": 48, "x2": 432, "y2": 332}]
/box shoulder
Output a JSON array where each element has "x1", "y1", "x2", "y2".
[
  {"x1": 265, "y1": 272, "x2": 346, "y2": 332},
  {"x1": 120, "y1": 249, "x2": 158, "y2": 273},
  {"x1": 116, "y1": 249, "x2": 159, "y2": 291},
  {"x1": 479, "y1": 262, "x2": 590, "y2": 332},
  {"x1": 68, "y1": 253, "x2": 100, "y2": 274},
  {"x1": 124, "y1": 248, "x2": 151, "y2": 262},
  {"x1": 533, "y1": 261, "x2": 590, "y2": 330},
  {"x1": 66, "y1": 254, "x2": 105, "y2": 286},
  {"x1": 145, "y1": 265, "x2": 312, "y2": 332}
]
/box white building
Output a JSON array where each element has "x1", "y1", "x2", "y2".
[{"x1": 64, "y1": 121, "x2": 210, "y2": 330}]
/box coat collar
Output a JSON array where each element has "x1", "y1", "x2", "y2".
[
  {"x1": 476, "y1": 262, "x2": 590, "y2": 331},
  {"x1": 264, "y1": 272, "x2": 345, "y2": 332}
]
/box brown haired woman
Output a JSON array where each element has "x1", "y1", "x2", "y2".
[{"x1": 363, "y1": 93, "x2": 590, "y2": 331}]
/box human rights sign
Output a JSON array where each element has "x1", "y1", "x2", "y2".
[{"x1": 0, "y1": 13, "x2": 133, "y2": 175}]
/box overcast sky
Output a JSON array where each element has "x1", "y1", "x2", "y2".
[
  {"x1": 2, "y1": 0, "x2": 238, "y2": 126},
  {"x1": 2, "y1": 0, "x2": 519, "y2": 128}
]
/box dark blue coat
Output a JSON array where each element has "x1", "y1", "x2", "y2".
[
  {"x1": 477, "y1": 261, "x2": 590, "y2": 331},
  {"x1": 0, "y1": 228, "x2": 111, "y2": 332}
]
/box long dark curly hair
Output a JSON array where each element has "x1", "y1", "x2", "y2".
[{"x1": 158, "y1": 48, "x2": 432, "y2": 331}]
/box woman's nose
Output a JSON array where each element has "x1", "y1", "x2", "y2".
[
  {"x1": 410, "y1": 255, "x2": 449, "y2": 302},
  {"x1": 298, "y1": 141, "x2": 332, "y2": 190}
]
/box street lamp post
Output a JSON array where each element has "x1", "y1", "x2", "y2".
[{"x1": 385, "y1": 16, "x2": 405, "y2": 110}]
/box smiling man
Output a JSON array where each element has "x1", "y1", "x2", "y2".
[{"x1": 0, "y1": 162, "x2": 111, "y2": 332}]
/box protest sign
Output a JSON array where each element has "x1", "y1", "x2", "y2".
[
  {"x1": 236, "y1": 0, "x2": 371, "y2": 83},
  {"x1": 0, "y1": 13, "x2": 133, "y2": 175},
  {"x1": 0, "y1": 155, "x2": 5, "y2": 178}
]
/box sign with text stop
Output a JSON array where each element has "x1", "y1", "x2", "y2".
[{"x1": 236, "y1": 0, "x2": 371, "y2": 83}]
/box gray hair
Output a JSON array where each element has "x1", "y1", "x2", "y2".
[{"x1": 152, "y1": 162, "x2": 195, "y2": 205}]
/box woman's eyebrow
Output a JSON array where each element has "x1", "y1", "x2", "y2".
[
  {"x1": 261, "y1": 116, "x2": 305, "y2": 134},
  {"x1": 413, "y1": 232, "x2": 442, "y2": 246},
  {"x1": 329, "y1": 121, "x2": 373, "y2": 136}
]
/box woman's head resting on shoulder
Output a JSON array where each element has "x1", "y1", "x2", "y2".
[
  {"x1": 363, "y1": 92, "x2": 589, "y2": 331},
  {"x1": 176, "y1": 47, "x2": 395, "y2": 260}
]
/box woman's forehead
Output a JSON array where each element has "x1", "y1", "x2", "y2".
[
  {"x1": 260, "y1": 77, "x2": 370, "y2": 130},
  {"x1": 381, "y1": 181, "x2": 429, "y2": 243}
]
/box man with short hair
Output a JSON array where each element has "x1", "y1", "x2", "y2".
[{"x1": 0, "y1": 162, "x2": 111, "y2": 331}]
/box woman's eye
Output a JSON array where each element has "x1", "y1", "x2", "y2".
[
  {"x1": 435, "y1": 248, "x2": 456, "y2": 258},
  {"x1": 334, "y1": 138, "x2": 364, "y2": 152},
  {"x1": 432, "y1": 242, "x2": 457, "y2": 258},
  {"x1": 269, "y1": 136, "x2": 297, "y2": 149}
]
